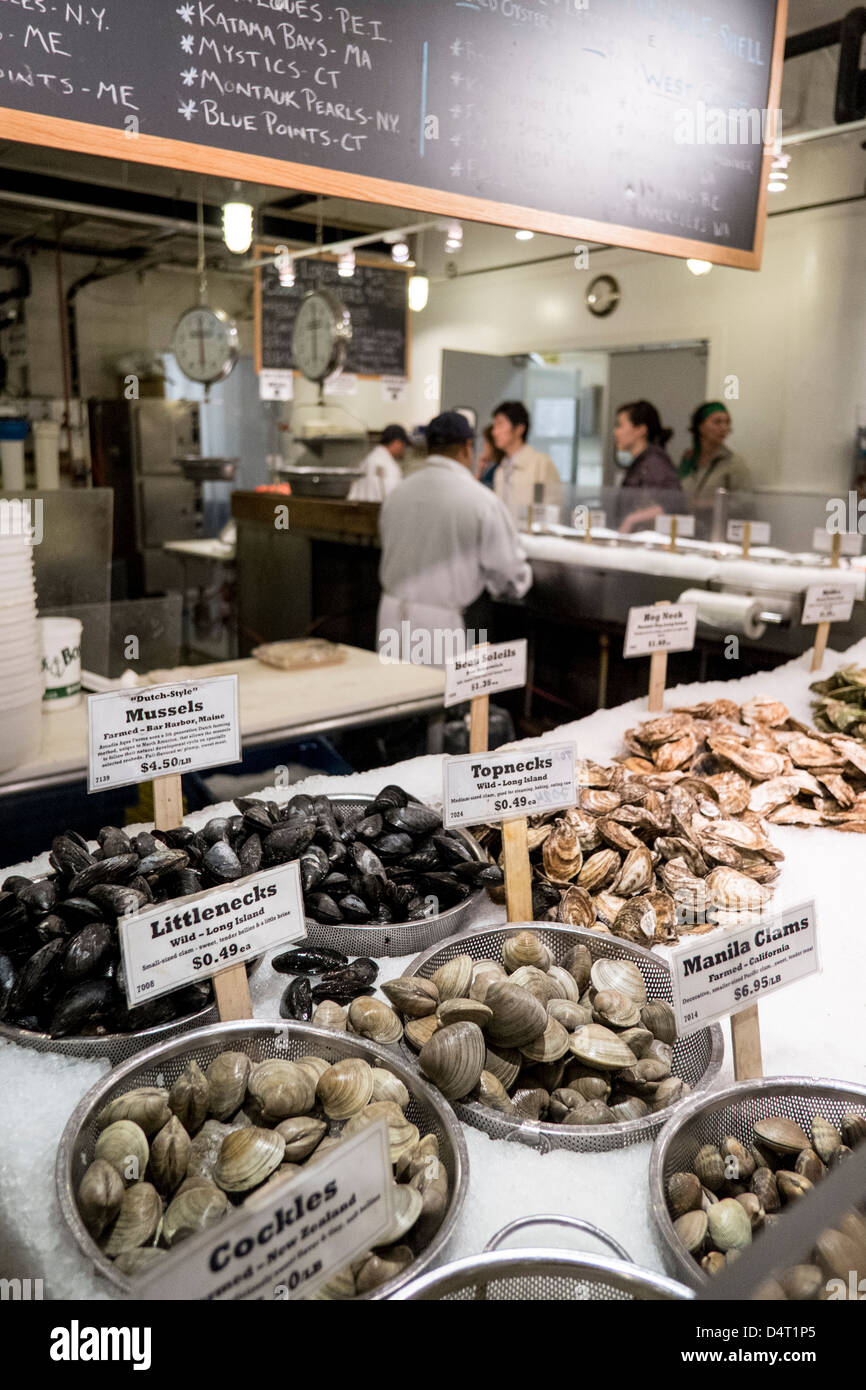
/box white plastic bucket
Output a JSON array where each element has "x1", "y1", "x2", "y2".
[
  {"x1": 33, "y1": 419, "x2": 60, "y2": 491},
  {"x1": 39, "y1": 615, "x2": 82, "y2": 709},
  {"x1": 0, "y1": 695, "x2": 41, "y2": 772}
]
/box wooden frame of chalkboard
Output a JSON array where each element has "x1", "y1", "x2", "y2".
[
  {"x1": 0, "y1": 0, "x2": 787, "y2": 272},
  {"x1": 254, "y1": 247, "x2": 410, "y2": 381}
]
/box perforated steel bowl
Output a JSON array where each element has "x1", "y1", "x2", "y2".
[
  {"x1": 404, "y1": 924, "x2": 724, "y2": 1153},
  {"x1": 0, "y1": 1001, "x2": 219, "y2": 1065},
  {"x1": 56, "y1": 1019, "x2": 469, "y2": 1300},
  {"x1": 391, "y1": 1214, "x2": 694, "y2": 1301},
  {"x1": 303, "y1": 795, "x2": 489, "y2": 958},
  {"x1": 649, "y1": 1076, "x2": 866, "y2": 1288}
]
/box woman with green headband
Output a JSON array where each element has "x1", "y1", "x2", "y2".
[{"x1": 679, "y1": 402, "x2": 752, "y2": 496}]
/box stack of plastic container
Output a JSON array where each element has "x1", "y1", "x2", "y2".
[{"x1": 0, "y1": 528, "x2": 42, "y2": 772}]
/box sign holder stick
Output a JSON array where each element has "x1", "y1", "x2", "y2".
[
  {"x1": 741, "y1": 521, "x2": 752, "y2": 559},
  {"x1": 731, "y1": 1004, "x2": 763, "y2": 1081},
  {"x1": 647, "y1": 600, "x2": 671, "y2": 713},
  {"x1": 667, "y1": 517, "x2": 679, "y2": 554},
  {"x1": 468, "y1": 641, "x2": 490, "y2": 755},
  {"x1": 810, "y1": 532, "x2": 842, "y2": 673},
  {"x1": 153, "y1": 772, "x2": 252, "y2": 1022}
]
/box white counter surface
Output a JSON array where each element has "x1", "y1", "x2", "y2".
[{"x1": 1, "y1": 639, "x2": 865, "y2": 1297}]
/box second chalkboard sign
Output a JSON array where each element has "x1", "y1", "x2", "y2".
[{"x1": 255, "y1": 253, "x2": 409, "y2": 380}]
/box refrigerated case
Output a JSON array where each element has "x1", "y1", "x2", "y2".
[{"x1": 89, "y1": 399, "x2": 201, "y2": 595}]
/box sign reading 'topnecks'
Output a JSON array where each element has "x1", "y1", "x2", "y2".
[{"x1": 443, "y1": 740, "x2": 577, "y2": 828}]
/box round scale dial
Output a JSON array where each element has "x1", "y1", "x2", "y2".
[
  {"x1": 292, "y1": 289, "x2": 352, "y2": 383},
  {"x1": 172, "y1": 306, "x2": 239, "y2": 386}
]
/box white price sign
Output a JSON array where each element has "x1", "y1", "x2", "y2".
[
  {"x1": 624, "y1": 604, "x2": 697, "y2": 658},
  {"x1": 88, "y1": 677, "x2": 240, "y2": 793},
  {"x1": 802, "y1": 582, "x2": 857, "y2": 626},
  {"x1": 443, "y1": 740, "x2": 576, "y2": 828},
  {"x1": 444, "y1": 639, "x2": 527, "y2": 709},
  {"x1": 727, "y1": 520, "x2": 771, "y2": 545},
  {"x1": 654, "y1": 514, "x2": 696, "y2": 538},
  {"x1": 380, "y1": 375, "x2": 409, "y2": 403},
  {"x1": 812, "y1": 529, "x2": 863, "y2": 556},
  {"x1": 259, "y1": 369, "x2": 294, "y2": 402},
  {"x1": 139, "y1": 1118, "x2": 393, "y2": 1301},
  {"x1": 325, "y1": 371, "x2": 359, "y2": 397},
  {"x1": 669, "y1": 901, "x2": 820, "y2": 1037},
  {"x1": 120, "y1": 861, "x2": 306, "y2": 1005}
]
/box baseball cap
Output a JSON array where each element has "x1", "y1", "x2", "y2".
[
  {"x1": 380, "y1": 424, "x2": 411, "y2": 446},
  {"x1": 426, "y1": 411, "x2": 476, "y2": 448}
]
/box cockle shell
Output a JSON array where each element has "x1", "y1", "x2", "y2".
[
  {"x1": 694, "y1": 1143, "x2": 725, "y2": 1191},
  {"x1": 560, "y1": 943, "x2": 593, "y2": 991},
  {"x1": 96, "y1": 1087, "x2": 171, "y2": 1138},
  {"x1": 381, "y1": 976, "x2": 439, "y2": 1018},
  {"x1": 667, "y1": 1171, "x2": 702, "y2": 1218},
  {"x1": 102, "y1": 1182, "x2": 162, "y2": 1256},
  {"x1": 205, "y1": 1052, "x2": 251, "y2": 1121},
  {"x1": 248, "y1": 1059, "x2": 316, "y2": 1122},
  {"x1": 94, "y1": 1120, "x2": 149, "y2": 1186},
  {"x1": 317, "y1": 1058, "x2": 374, "y2": 1118},
  {"x1": 437, "y1": 997, "x2": 492, "y2": 1029},
  {"x1": 485, "y1": 981, "x2": 548, "y2": 1047},
  {"x1": 311, "y1": 999, "x2": 348, "y2": 1032},
  {"x1": 753, "y1": 1115, "x2": 810, "y2": 1154},
  {"x1": 168, "y1": 1060, "x2": 209, "y2": 1135},
  {"x1": 274, "y1": 1115, "x2": 327, "y2": 1161},
  {"x1": 593, "y1": 987, "x2": 641, "y2": 1029},
  {"x1": 708, "y1": 1198, "x2": 752, "y2": 1251},
  {"x1": 483, "y1": 1043, "x2": 521, "y2": 1090},
  {"x1": 404, "y1": 1014, "x2": 439, "y2": 1051},
  {"x1": 473, "y1": 1070, "x2": 515, "y2": 1114},
  {"x1": 214, "y1": 1127, "x2": 285, "y2": 1192},
  {"x1": 431, "y1": 954, "x2": 473, "y2": 1002},
  {"x1": 354, "y1": 1246, "x2": 414, "y2": 1296},
  {"x1": 568, "y1": 1024, "x2": 637, "y2": 1070},
  {"x1": 519, "y1": 1016, "x2": 570, "y2": 1063},
  {"x1": 501, "y1": 930, "x2": 552, "y2": 973},
  {"x1": 77, "y1": 1159, "x2": 124, "y2": 1237},
  {"x1": 162, "y1": 1182, "x2": 230, "y2": 1246},
  {"x1": 347, "y1": 996, "x2": 403, "y2": 1044},
  {"x1": 589, "y1": 957, "x2": 647, "y2": 1005},
  {"x1": 148, "y1": 1114, "x2": 191, "y2": 1195},
  {"x1": 419, "y1": 1021, "x2": 486, "y2": 1100}
]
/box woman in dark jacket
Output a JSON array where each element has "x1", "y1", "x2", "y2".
[{"x1": 614, "y1": 400, "x2": 682, "y2": 534}]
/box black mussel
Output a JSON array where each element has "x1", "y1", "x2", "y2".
[
  {"x1": 321, "y1": 871, "x2": 351, "y2": 896},
  {"x1": 286, "y1": 793, "x2": 316, "y2": 818},
  {"x1": 370, "y1": 784, "x2": 410, "y2": 811},
  {"x1": 451, "y1": 860, "x2": 489, "y2": 883},
  {"x1": 161, "y1": 869, "x2": 203, "y2": 900},
  {"x1": 14, "y1": 1014, "x2": 41, "y2": 1031},
  {"x1": 419, "y1": 871, "x2": 470, "y2": 908},
  {"x1": 117, "y1": 993, "x2": 176, "y2": 1033},
  {"x1": 314, "y1": 797, "x2": 340, "y2": 838},
  {"x1": 226, "y1": 814, "x2": 246, "y2": 842},
  {"x1": 401, "y1": 844, "x2": 439, "y2": 871},
  {"x1": 351, "y1": 843, "x2": 386, "y2": 879},
  {"x1": 324, "y1": 836, "x2": 348, "y2": 867},
  {"x1": 131, "y1": 831, "x2": 159, "y2": 858},
  {"x1": 375, "y1": 832, "x2": 414, "y2": 859},
  {"x1": 337, "y1": 894, "x2": 371, "y2": 923},
  {"x1": 0, "y1": 951, "x2": 16, "y2": 1017},
  {"x1": 299, "y1": 844, "x2": 329, "y2": 892},
  {"x1": 88, "y1": 884, "x2": 147, "y2": 921},
  {"x1": 17, "y1": 878, "x2": 58, "y2": 917},
  {"x1": 34, "y1": 913, "x2": 69, "y2": 944},
  {"x1": 98, "y1": 826, "x2": 132, "y2": 857},
  {"x1": 359, "y1": 872, "x2": 384, "y2": 906},
  {"x1": 387, "y1": 880, "x2": 416, "y2": 912},
  {"x1": 6, "y1": 938, "x2": 67, "y2": 1018},
  {"x1": 163, "y1": 825, "x2": 197, "y2": 850},
  {"x1": 531, "y1": 880, "x2": 561, "y2": 919},
  {"x1": 375, "y1": 903, "x2": 394, "y2": 924},
  {"x1": 50, "y1": 833, "x2": 95, "y2": 878},
  {"x1": 129, "y1": 875, "x2": 155, "y2": 904},
  {"x1": 137, "y1": 849, "x2": 190, "y2": 880},
  {"x1": 272, "y1": 945, "x2": 348, "y2": 975},
  {"x1": 239, "y1": 834, "x2": 263, "y2": 877},
  {"x1": 310, "y1": 981, "x2": 374, "y2": 1005},
  {"x1": 263, "y1": 819, "x2": 316, "y2": 865},
  {"x1": 385, "y1": 803, "x2": 442, "y2": 836},
  {"x1": 165, "y1": 983, "x2": 212, "y2": 1018},
  {"x1": 479, "y1": 863, "x2": 505, "y2": 885},
  {"x1": 322, "y1": 957, "x2": 378, "y2": 988},
  {"x1": 3, "y1": 875, "x2": 31, "y2": 895},
  {"x1": 50, "y1": 978, "x2": 118, "y2": 1036},
  {"x1": 406, "y1": 896, "x2": 432, "y2": 920},
  {"x1": 200, "y1": 817, "x2": 230, "y2": 845},
  {"x1": 240, "y1": 802, "x2": 274, "y2": 835},
  {"x1": 54, "y1": 896, "x2": 105, "y2": 927},
  {"x1": 202, "y1": 841, "x2": 243, "y2": 884},
  {"x1": 354, "y1": 813, "x2": 384, "y2": 841},
  {"x1": 68, "y1": 853, "x2": 140, "y2": 896},
  {"x1": 305, "y1": 892, "x2": 343, "y2": 925},
  {"x1": 280, "y1": 976, "x2": 313, "y2": 1021},
  {"x1": 433, "y1": 830, "x2": 474, "y2": 864},
  {"x1": 63, "y1": 922, "x2": 116, "y2": 982}
]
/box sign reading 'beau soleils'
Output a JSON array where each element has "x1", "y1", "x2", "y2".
[
  {"x1": 120, "y1": 862, "x2": 306, "y2": 1006},
  {"x1": 443, "y1": 741, "x2": 577, "y2": 829},
  {"x1": 139, "y1": 1119, "x2": 394, "y2": 1301},
  {"x1": 88, "y1": 676, "x2": 240, "y2": 793},
  {"x1": 444, "y1": 639, "x2": 528, "y2": 709},
  {"x1": 669, "y1": 901, "x2": 820, "y2": 1038}
]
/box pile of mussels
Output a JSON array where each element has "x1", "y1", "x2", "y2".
[{"x1": 0, "y1": 785, "x2": 497, "y2": 1040}]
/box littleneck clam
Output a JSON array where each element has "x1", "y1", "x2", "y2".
[
  {"x1": 75, "y1": 1042, "x2": 452, "y2": 1298},
  {"x1": 667, "y1": 1106, "x2": 866, "y2": 1294}
]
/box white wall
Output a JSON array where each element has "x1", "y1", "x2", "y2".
[{"x1": 408, "y1": 196, "x2": 866, "y2": 495}]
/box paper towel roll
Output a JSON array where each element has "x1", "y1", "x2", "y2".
[{"x1": 678, "y1": 588, "x2": 767, "y2": 640}]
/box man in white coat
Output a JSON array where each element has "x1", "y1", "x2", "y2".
[
  {"x1": 377, "y1": 411, "x2": 532, "y2": 666},
  {"x1": 347, "y1": 424, "x2": 410, "y2": 502}
]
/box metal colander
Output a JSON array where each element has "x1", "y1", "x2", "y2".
[
  {"x1": 391, "y1": 1215, "x2": 694, "y2": 1300},
  {"x1": 649, "y1": 1076, "x2": 866, "y2": 1287},
  {"x1": 404, "y1": 924, "x2": 724, "y2": 1153},
  {"x1": 303, "y1": 795, "x2": 489, "y2": 958},
  {"x1": 56, "y1": 1019, "x2": 469, "y2": 1300},
  {"x1": 0, "y1": 1002, "x2": 220, "y2": 1065}
]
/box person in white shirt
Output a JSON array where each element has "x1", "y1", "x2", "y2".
[
  {"x1": 347, "y1": 424, "x2": 410, "y2": 503},
  {"x1": 377, "y1": 411, "x2": 533, "y2": 665},
  {"x1": 491, "y1": 400, "x2": 563, "y2": 521}
]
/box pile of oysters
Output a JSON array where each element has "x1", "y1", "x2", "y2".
[
  {"x1": 75, "y1": 1045, "x2": 451, "y2": 1298},
  {"x1": 666, "y1": 1109, "x2": 866, "y2": 1298},
  {"x1": 383, "y1": 930, "x2": 690, "y2": 1128}
]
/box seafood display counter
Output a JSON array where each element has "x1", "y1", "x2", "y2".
[{"x1": 2, "y1": 637, "x2": 866, "y2": 1299}]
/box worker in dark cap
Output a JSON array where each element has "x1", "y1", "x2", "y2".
[
  {"x1": 348, "y1": 423, "x2": 411, "y2": 502},
  {"x1": 377, "y1": 411, "x2": 532, "y2": 664}
]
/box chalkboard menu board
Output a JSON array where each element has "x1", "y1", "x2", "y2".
[
  {"x1": 0, "y1": 0, "x2": 785, "y2": 268},
  {"x1": 256, "y1": 254, "x2": 408, "y2": 377}
]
